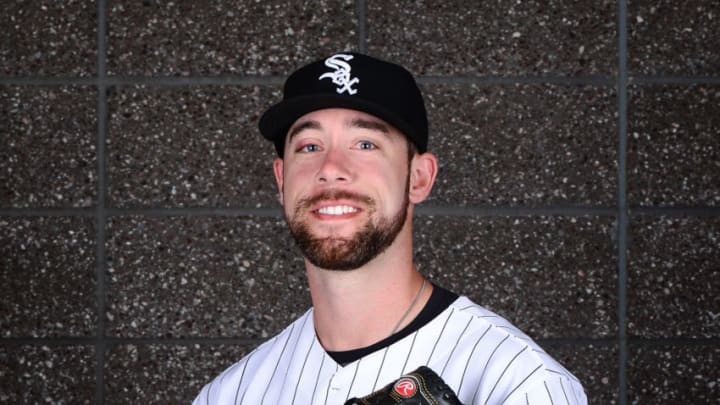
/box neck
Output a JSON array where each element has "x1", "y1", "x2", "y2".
[{"x1": 306, "y1": 230, "x2": 432, "y2": 352}]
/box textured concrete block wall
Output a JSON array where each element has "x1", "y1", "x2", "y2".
[{"x1": 1, "y1": 1, "x2": 718, "y2": 403}]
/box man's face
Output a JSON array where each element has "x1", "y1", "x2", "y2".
[{"x1": 273, "y1": 108, "x2": 413, "y2": 271}]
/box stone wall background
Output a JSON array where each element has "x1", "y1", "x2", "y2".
[{"x1": 1, "y1": 1, "x2": 718, "y2": 403}]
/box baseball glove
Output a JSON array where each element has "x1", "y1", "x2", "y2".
[{"x1": 344, "y1": 366, "x2": 463, "y2": 405}]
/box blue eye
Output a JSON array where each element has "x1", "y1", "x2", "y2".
[
  {"x1": 298, "y1": 144, "x2": 320, "y2": 153},
  {"x1": 357, "y1": 141, "x2": 376, "y2": 150}
]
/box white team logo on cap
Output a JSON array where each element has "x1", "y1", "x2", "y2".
[{"x1": 318, "y1": 53, "x2": 359, "y2": 95}]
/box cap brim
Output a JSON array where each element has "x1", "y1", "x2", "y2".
[{"x1": 259, "y1": 94, "x2": 418, "y2": 156}]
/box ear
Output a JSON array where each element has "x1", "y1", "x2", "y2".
[
  {"x1": 272, "y1": 157, "x2": 284, "y2": 205},
  {"x1": 408, "y1": 152, "x2": 438, "y2": 204}
]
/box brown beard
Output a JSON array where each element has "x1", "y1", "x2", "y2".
[{"x1": 285, "y1": 184, "x2": 410, "y2": 271}]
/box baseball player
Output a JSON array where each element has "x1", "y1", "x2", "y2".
[{"x1": 193, "y1": 52, "x2": 587, "y2": 404}]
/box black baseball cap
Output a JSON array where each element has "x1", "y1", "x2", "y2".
[{"x1": 259, "y1": 52, "x2": 428, "y2": 156}]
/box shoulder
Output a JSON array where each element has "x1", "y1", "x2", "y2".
[
  {"x1": 445, "y1": 296, "x2": 540, "y2": 349},
  {"x1": 439, "y1": 297, "x2": 587, "y2": 404},
  {"x1": 192, "y1": 309, "x2": 315, "y2": 405}
]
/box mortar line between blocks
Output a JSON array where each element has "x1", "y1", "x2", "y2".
[
  {"x1": 95, "y1": 0, "x2": 108, "y2": 403},
  {"x1": 357, "y1": 0, "x2": 368, "y2": 53},
  {"x1": 616, "y1": 0, "x2": 629, "y2": 404}
]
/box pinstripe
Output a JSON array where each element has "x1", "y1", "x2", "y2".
[
  {"x1": 238, "y1": 382, "x2": 249, "y2": 404},
  {"x1": 216, "y1": 367, "x2": 229, "y2": 394},
  {"x1": 344, "y1": 359, "x2": 362, "y2": 402},
  {"x1": 206, "y1": 375, "x2": 211, "y2": 404},
  {"x1": 476, "y1": 334, "x2": 510, "y2": 389},
  {"x1": 569, "y1": 378, "x2": 582, "y2": 404},
  {"x1": 457, "y1": 324, "x2": 493, "y2": 395},
  {"x1": 230, "y1": 360, "x2": 247, "y2": 404},
  {"x1": 546, "y1": 367, "x2": 583, "y2": 385},
  {"x1": 426, "y1": 308, "x2": 454, "y2": 364},
  {"x1": 495, "y1": 364, "x2": 542, "y2": 404},
  {"x1": 235, "y1": 348, "x2": 259, "y2": 404},
  {"x1": 458, "y1": 304, "x2": 499, "y2": 320},
  {"x1": 460, "y1": 304, "x2": 490, "y2": 312},
  {"x1": 544, "y1": 381, "x2": 555, "y2": 405},
  {"x1": 322, "y1": 364, "x2": 340, "y2": 405},
  {"x1": 482, "y1": 346, "x2": 528, "y2": 404},
  {"x1": 208, "y1": 350, "x2": 246, "y2": 404},
  {"x1": 282, "y1": 315, "x2": 311, "y2": 404},
  {"x1": 370, "y1": 346, "x2": 391, "y2": 392},
  {"x1": 323, "y1": 372, "x2": 332, "y2": 405},
  {"x1": 544, "y1": 368, "x2": 565, "y2": 376},
  {"x1": 291, "y1": 332, "x2": 317, "y2": 404},
  {"x1": 260, "y1": 322, "x2": 297, "y2": 404},
  {"x1": 440, "y1": 316, "x2": 473, "y2": 376},
  {"x1": 559, "y1": 377, "x2": 570, "y2": 404},
  {"x1": 309, "y1": 349, "x2": 325, "y2": 403},
  {"x1": 286, "y1": 312, "x2": 311, "y2": 364},
  {"x1": 400, "y1": 330, "x2": 420, "y2": 375}
]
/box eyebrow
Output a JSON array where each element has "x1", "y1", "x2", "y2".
[
  {"x1": 287, "y1": 120, "x2": 321, "y2": 141},
  {"x1": 347, "y1": 118, "x2": 390, "y2": 134},
  {"x1": 286, "y1": 116, "x2": 391, "y2": 143}
]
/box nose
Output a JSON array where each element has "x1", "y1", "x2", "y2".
[{"x1": 316, "y1": 147, "x2": 352, "y2": 184}]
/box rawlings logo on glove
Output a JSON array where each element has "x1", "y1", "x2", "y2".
[{"x1": 344, "y1": 366, "x2": 463, "y2": 405}]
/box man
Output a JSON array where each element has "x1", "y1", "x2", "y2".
[{"x1": 194, "y1": 52, "x2": 587, "y2": 404}]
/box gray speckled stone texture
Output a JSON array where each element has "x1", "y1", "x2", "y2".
[
  {"x1": 543, "y1": 343, "x2": 618, "y2": 404},
  {"x1": 415, "y1": 216, "x2": 617, "y2": 338},
  {"x1": 107, "y1": 0, "x2": 357, "y2": 76},
  {"x1": 106, "y1": 216, "x2": 308, "y2": 338},
  {"x1": 105, "y1": 343, "x2": 251, "y2": 404},
  {"x1": 628, "y1": 345, "x2": 720, "y2": 403},
  {"x1": 628, "y1": 85, "x2": 720, "y2": 207},
  {"x1": 425, "y1": 84, "x2": 616, "y2": 206},
  {"x1": 1, "y1": 86, "x2": 97, "y2": 208},
  {"x1": 0, "y1": 1, "x2": 96, "y2": 76},
  {"x1": 0, "y1": 217, "x2": 96, "y2": 337},
  {"x1": 368, "y1": 0, "x2": 616, "y2": 75},
  {"x1": 629, "y1": 0, "x2": 720, "y2": 75},
  {"x1": 108, "y1": 86, "x2": 279, "y2": 208},
  {"x1": 0, "y1": 344, "x2": 94, "y2": 404},
  {"x1": 628, "y1": 216, "x2": 720, "y2": 338}
]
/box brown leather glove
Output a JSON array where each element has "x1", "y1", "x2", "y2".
[{"x1": 344, "y1": 366, "x2": 464, "y2": 405}]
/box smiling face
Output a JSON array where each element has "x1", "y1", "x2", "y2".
[{"x1": 273, "y1": 108, "x2": 417, "y2": 271}]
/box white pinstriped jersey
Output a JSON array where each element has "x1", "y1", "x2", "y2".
[{"x1": 193, "y1": 296, "x2": 587, "y2": 404}]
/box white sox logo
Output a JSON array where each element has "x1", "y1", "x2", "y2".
[
  {"x1": 393, "y1": 377, "x2": 417, "y2": 398},
  {"x1": 318, "y1": 53, "x2": 359, "y2": 95}
]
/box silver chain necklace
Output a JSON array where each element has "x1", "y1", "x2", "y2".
[{"x1": 389, "y1": 278, "x2": 427, "y2": 336}]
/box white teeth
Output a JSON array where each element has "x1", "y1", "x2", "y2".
[{"x1": 317, "y1": 205, "x2": 358, "y2": 215}]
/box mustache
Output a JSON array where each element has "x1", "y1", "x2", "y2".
[{"x1": 296, "y1": 190, "x2": 374, "y2": 211}]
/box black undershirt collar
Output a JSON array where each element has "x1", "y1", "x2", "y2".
[{"x1": 326, "y1": 283, "x2": 458, "y2": 366}]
